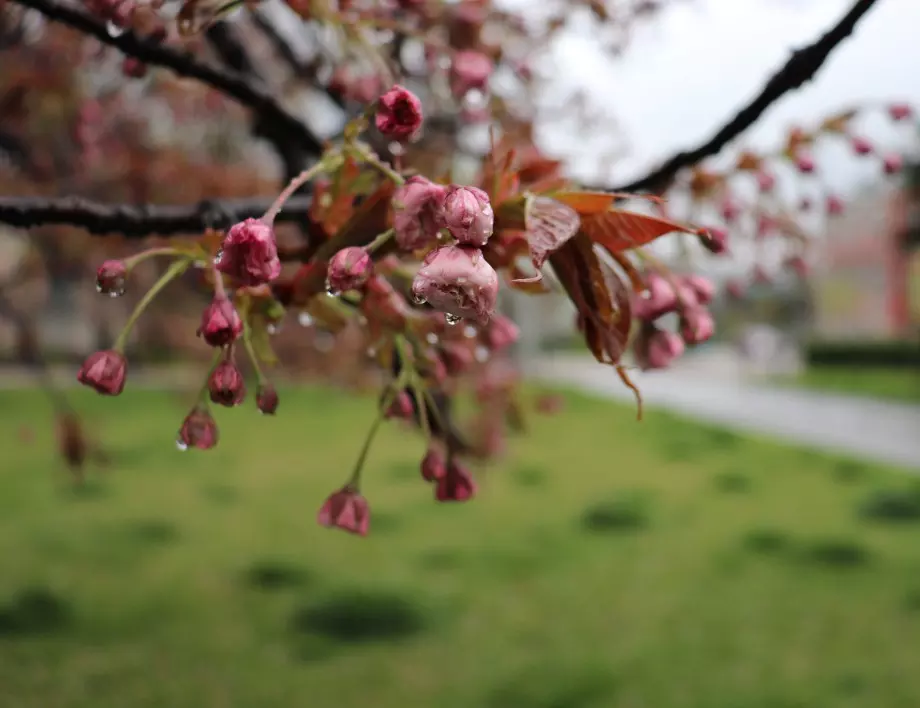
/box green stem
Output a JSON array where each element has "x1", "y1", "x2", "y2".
[
  {"x1": 195, "y1": 348, "x2": 225, "y2": 405},
  {"x1": 113, "y1": 259, "x2": 191, "y2": 352},
  {"x1": 352, "y1": 147, "x2": 405, "y2": 186},
  {"x1": 347, "y1": 413, "x2": 384, "y2": 488},
  {"x1": 241, "y1": 320, "x2": 265, "y2": 385},
  {"x1": 124, "y1": 247, "x2": 189, "y2": 270},
  {"x1": 366, "y1": 228, "x2": 395, "y2": 254},
  {"x1": 263, "y1": 159, "x2": 332, "y2": 223}
]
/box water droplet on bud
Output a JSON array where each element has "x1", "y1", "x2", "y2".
[
  {"x1": 109, "y1": 289, "x2": 123, "y2": 298},
  {"x1": 298, "y1": 311, "x2": 314, "y2": 327},
  {"x1": 214, "y1": 249, "x2": 223, "y2": 265},
  {"x1": 175, "y1": 439, "x2": 188, "y2": 451},
  {"x1": 324, "y1": 279, "x2": 339, "y2": 297},
  {"x1": 105, "y1": 20, "x2": 125, "y2": 37},
  {"x1": 95, "y1": 284, "x2": 103, "y2": 293},
  {"x1": 267, "y1": 323, "x2": 278, "y2": 335},
  {"x1": 475, "y1": 345, "x2": 490, "y2": 363},
  {"x1": 445, "y1": 313, "x2": 462, "y2": 326},
  {"x1": 425, "y1": 332, "x2": 439, "y2": 345},
  {"x1": 412, "y1": 292, "x2": 427, "y2": 305},
  {"x1": 463, "y1": 325, "x2": 478, "y2": 338}
]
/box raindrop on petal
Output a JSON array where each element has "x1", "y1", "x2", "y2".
[
  {"x1": 106, "y1": 20, "x2": 125, "y2": 37},
  {"x1": 175, "y1": 439, "x2": 188, "y2": 451},
  {"x1": 412, "y1": 292, "x2": 427, "y2": 305},
  {"x1": 445, "y1": 313, "x2": 462, "y2": 326}
]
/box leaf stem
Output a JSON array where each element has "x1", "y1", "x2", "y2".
[
  {"x1": 263, "y1": 159, "x2": 331, "y2": 223},
  {"x1": 113, "y1": 258, "x2": 190, "y2": 352}
]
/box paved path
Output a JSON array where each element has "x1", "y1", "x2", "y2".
[{"x1": 528, "y1": 354, "x2": 920, "y2": 471}]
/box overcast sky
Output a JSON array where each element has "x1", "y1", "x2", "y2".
[{"x1": 535, "y1": 0, "x2": 920, "y2": 193}]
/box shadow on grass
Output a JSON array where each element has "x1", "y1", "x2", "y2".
[
  {"x1": 743, "y1": 528, "x2": 791, "y2": 555},
  {"x1": 857, "y1": 487, "x2": 920, "y2": 524},
  {"x1": 123, "y1": 520, "x2": 179, "y2": 546},
  {"x1": 713, "y1": 470, "x2": 752, "y2": 494},
  {"x1": 289, "y1": 590, "x2": 427, "y2": 648},
  {"x1": 834, "y1": 460, "x2": 870, "y2": 484},
  {"x1": 580, "y1": 493, "x2": 651, "y2": 534},
  {"x1": 0, "y1": 588, "x2": 71, "y2": 638},
  {"x1": 512, "y1": 465, "x2": 548, "y2": 489},
  {"x1": 799, "y1": 538, "x2": 872, "y2": 569},
  {"x1": 243, "y1": 560, "x2": 310, "y2": 591},
  {"x1": 201, "y1": 483, "x2": 238, "y2": 506}
]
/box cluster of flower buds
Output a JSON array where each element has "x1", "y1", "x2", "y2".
[{"x1": 631, "y1": 272, "x2": 715, "y2": 370}]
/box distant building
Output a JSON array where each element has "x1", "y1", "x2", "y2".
[{"x1": 811, "y1": 164, "x2": 920, "y2": 341}]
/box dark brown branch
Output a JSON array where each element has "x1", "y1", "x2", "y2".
[
  {"x1": 10, "y1": 0, "x2": 322, "y2": 155},
  {"x1": 602, "y1": 0, "x2": 879, "y2": 194},
  {"x1": 0, "y1": 194, "x2": 313, "y2": 237}
]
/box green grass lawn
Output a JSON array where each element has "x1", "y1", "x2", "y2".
[
  {"x1": 778, "y1": 367, "x2": 920, "y2": 404},
  {"x1": 1, "y1": 386, "x2": 920, "y2": 708}
]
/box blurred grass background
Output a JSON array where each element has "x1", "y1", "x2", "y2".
[{"x1": 1, "y1": 386, "x2": 919, "y2": 708}]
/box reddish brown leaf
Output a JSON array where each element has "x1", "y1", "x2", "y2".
[
  {"x1": 516, "y1": 196, "x2": 580, "y2": 278},
  {"x1": 551, "y1": 191, "x2": 617, "y2": 215},
  {"x1": 607, "y1": 250, "x2": 645, "y2": 293},
  {"x1": 581, "y1": 209, "x2": 692, "y2": 253},
  {"x1": 321, "y1": 155, "x2": 362, "y2": 235},
  {"x1": 549, "y1": 233, "x2": 632, "y2": 366}
]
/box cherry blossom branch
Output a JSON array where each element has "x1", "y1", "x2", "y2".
[
  {"x1": 603, "y1": 0, "x2": 880, "y2": 194},
  {"x1": 0, "y1": 194, "x2": 313, "y2": 237},
  {"x1": 9, "y1": 0, "x2": 322, "y2": 155}
]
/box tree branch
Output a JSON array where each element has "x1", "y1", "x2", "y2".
[
  {"x1": 0, "y1": 194, "x2": 312, "y2": 237},
  {"x1": 602, "y1": 0, "x2": 880, "y2": 194},
  {"x1": 10, "y1": 0, "x2": 323, "y2": 155}
]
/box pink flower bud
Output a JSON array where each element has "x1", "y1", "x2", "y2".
[
  {"x1": 208, "y1": 360, "x2": 246, "y2": 407},
  {"x1": 435, "y1": 460, "x2": 476, "y2": 502},
  {"x1": 178, "y1": 407, "x2": 219, "y2": 451},
  {"x1": 683, "y1": 275, "x2": 715, "y2": 305},
  {"x1": 486, "y1": 314, "x2": 520, "y2": 352},
  {"x1": 449, "y1": 50, "x2": 493, "y2": 99},
  {"x1": 375, "y1": 84, "x2": 423, "y2": 140},
  {"x1": 326, "y1": 247, "x2": 372, "y2": 294},
  {"x1": 392, "y1": 176, "x2": 446, "y2": 251},
  {"x1": 883, "y1": 154, "x2": 903, "y2": 175},
  {"x1": 632, "y1": 271, "x2": 678, "y2": 322},
  {"x1": 440, "y1": 185, "x2": 494, "y2": 247},
  {"x1": 726, "y1": 280, "x2": 745, "y2": 299},
  {"x1": 77, "y1": 349, "x2": 127, "y2": 396},
  {"x1": 198, "y1": 295, "x2": 243, "y2": 347},
  {"x1": 634, "y1": 325, "x2": 685, "y2": 371},
  {"x1": 679, "y1": 307, "x2": 715, "y2": 346},
  {"x1": 96, "y1": 260, "x2": 127, "y2": 296},
  {"x1": 361, "y1": 276, "x2": 412, "y2": 332},
  {"x1": 217, "y1": 218, "x2": 281, "y2": 287},
  {"x1": 756, "y1": 171, "x2": 775, "y2": 193},
  {"x1": 411, "y1": 245, "x2": 499, "y2": 325},
  {"x1": 421, "y1": 447, "x2": 446, "y2": 482},
  {"x1": 795, "y1": 153, "x2": 815, "y2": 174},
  {"x1": 826, "y1": 195, "x2": 845, "y2": 216},
  {"x1": 317, "y1": 486, "x2": 369, "y2": 536},
  {"x1": 256, "y1": 383, "x2": 279, "y2": 415},
  {"x1": 385, "y1": 390, "x2": 415, "y2": 420},
  {"x1": 699, "y1": 227, "x2": 728, "y2": 255},
  {"x1": 851, "y1": 136, "x2": 873, "y2": 155},
  {"x1": 889, "y1": 103, "x2": 912, "y2": 121},
  {"x1": 720, "y1": 197, "x2": 740, "y2": 223}
]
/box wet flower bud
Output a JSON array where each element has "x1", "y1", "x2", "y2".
[
  {"x1": 435, "y1": 460, "x2": 476, "y2": 502},
  {"x1": 421, "y1": 447, "x2": 446, "y2": 482},
  {"x1": 634, "y1": 325, "x2": 685, "y2": 371},
  {"x1": 216, "y1": 218, "x2": 281, "y2": 287},
  {"x1": 440, "y1": 185, "x2": 494, "y2": 247},
  {"x1": 198, "y1": 295, "x2": 243, "y2": 347},
  {"x1": 679, "y1": 307, "x2": 715, "y2": 346},
  {"x1": 392, "y1": 176, "x2": 446, "y2": 251},
  {"x1": 256, "y1": 383, "x2": 279, "y2": 415},
  {"x1": 96, "y1": 260, "x2": 127, "y2": 296},
  {"x1": 208, "y1": 360, "x2": 246, "y2": 407},
  {"x1": 699, "y1": 227, "x2": 728, "y2": 255},
  {"x1": 178, "y1": 407, "x2": 219, "y2": 450},
  {"x1": 375, "y1": 84, "x2": 423, "y2": 140},
  {"x1": 326, "y1": 247, "x2": 372, "y2": 294},
  {"x1": 317, "y1": 486, "x2": 369, "y2": 536},
  {"x1": 632, "y1": 272, "x2": 679, "y2": 322},
  {"x1": 77, "y1": 349, "x2": 127, "y2": 396},
  {"x1": 411, "y1": 245, "x2": 499, "y2": 325},
  {"x1": 851, "y1": 136, "x2": 873, "y2": 155},
  {"x1": 883, "y1": 154, "x2": 903, "y2": 175},
  {"x1": 449, "y1": 50, "x2": 493, "y2": 99}
]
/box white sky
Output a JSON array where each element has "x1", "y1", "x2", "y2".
[{"x1": 536, "y1": 0, "x2": 920, "y2": 192}]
